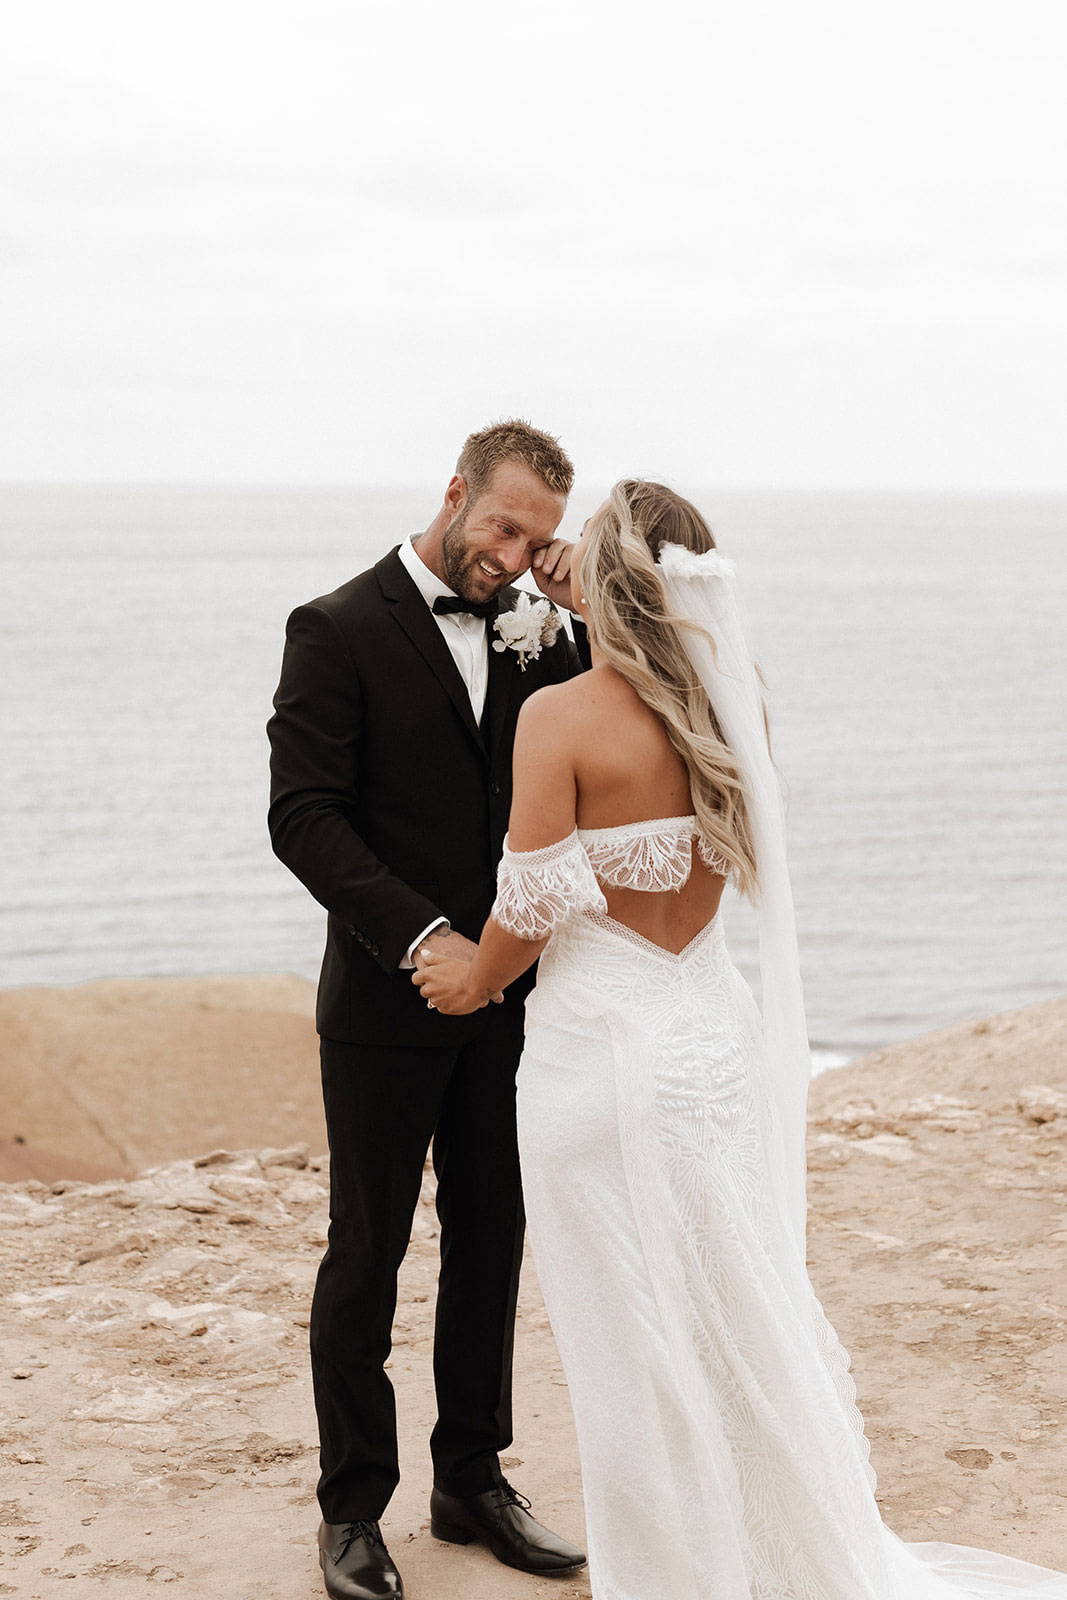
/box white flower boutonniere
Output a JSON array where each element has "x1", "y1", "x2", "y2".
[{"x1": 492, "y1": 592, "x2": 562, "y2": 671}]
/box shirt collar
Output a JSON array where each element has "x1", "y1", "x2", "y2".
[{"x1": 398, "y1": 534, "x2": 456, "y2": 609}]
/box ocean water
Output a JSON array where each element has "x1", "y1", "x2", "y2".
[{"x1": 1, "y1": 484, "x2": 1064, "y2": 1064}]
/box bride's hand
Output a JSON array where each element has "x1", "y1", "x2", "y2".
[{"x1": 411, "y1": 953, "x2": 496, "y2": 1014}]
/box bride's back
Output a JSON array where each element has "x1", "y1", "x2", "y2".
[{"x1": 568, "y1": 663, "x2": 727, "y2": 953}]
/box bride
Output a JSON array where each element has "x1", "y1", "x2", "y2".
[{"x1": 412, "y1": 479, "x2": 1066, "y2": 1600}]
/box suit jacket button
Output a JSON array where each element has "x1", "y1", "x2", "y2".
[{"x1": 490, "y1": 781, "x2": 501, "y2": 796}]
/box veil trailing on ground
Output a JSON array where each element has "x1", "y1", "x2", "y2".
[{"x1": 656, "y1": 541, "x2": 812, "y2": 1264}]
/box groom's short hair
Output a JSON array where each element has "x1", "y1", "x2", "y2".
[{"x1": 457, "y1": 419, "x2": 574, "y2": 501}]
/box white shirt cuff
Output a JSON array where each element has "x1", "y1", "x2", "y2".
[{"x1": 400, "y1": 917, "x2": 450, "y2": 970}]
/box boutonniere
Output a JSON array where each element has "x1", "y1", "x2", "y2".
[{"x1": 491, "y1": 592, "x2": 562, "y2": 671}]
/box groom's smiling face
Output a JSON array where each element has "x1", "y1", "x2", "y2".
[{"x1": 441, "y1": 462, "x2": 567, "y2": 602}]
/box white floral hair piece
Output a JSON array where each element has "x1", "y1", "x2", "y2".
[
  {"x1": 656, "y1": 541, "x2": 735, "y2": 581},
  {"x1": 492, "y1": 591, "x2": 562, "y2": 671}
]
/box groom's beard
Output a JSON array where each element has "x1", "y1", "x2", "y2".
[{"x1": 442, "y1": 508, "x2": 514, "y2": 601}]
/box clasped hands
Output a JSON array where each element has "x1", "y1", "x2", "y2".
[{"x1": 411, "y1": 930, "x2": 501, "y2": 1015}]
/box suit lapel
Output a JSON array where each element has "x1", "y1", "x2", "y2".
[{"x1": 375, "y1": 548, "x2": 485, "y2": 755}]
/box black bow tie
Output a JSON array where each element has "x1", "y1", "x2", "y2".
[{"x1": 432, "y1": 595, "x2": 500, "y2": 621}]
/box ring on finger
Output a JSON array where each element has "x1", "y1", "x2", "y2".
[{"x1": 427, "y1": 1000, "x2": 436, "y2": 1010}]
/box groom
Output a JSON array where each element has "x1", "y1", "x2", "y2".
[{"x1": 267, "y1": 421, "x2": 588, "y2": 1600}]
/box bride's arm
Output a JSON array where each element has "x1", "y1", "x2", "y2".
[{"x1": 412, "y1": 688, "x2": 580, "y2": 1013}]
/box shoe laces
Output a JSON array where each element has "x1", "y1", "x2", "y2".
[
  {"x1": 490, "y1": 1481, "x2": 532, "y2": 1515},
  {"x1": 337, "y1": 1520, "x2": 383, "y2": 1553}
]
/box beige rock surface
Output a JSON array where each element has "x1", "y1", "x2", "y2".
[
  {"x1": 0, "y1": 1144, "x2": 588, "y2": 1600},
  {"x1": 805, "y1": 994, "x2": 1067, "y2": 1570},
  {"x1": 0, "y1": 976, "x2": 323, "y2": 1181},
  {"x1": 1, "y1": 982, "x2": 1065, "y2": 1596}
]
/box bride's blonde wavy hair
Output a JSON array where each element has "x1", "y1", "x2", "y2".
[{"x1": 576, "y1": 479, "x2": 759, "y2": 897}]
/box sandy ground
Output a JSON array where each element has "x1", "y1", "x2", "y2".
[
  {"x1": 0, "y1": 977, "x2": 324, "y2": 1183},
  {"x1": 0, "y1": 1144, "x2": 586, "y2": 1600},
  {"x1": 804, "y1": 994, "x2": 1067, "y2": 1569},
  {"x1": 0, "y1": 981, "x2": 1064, "y2": 1597}
]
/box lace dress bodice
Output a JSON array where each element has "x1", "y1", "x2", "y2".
[{"x1": 491, "y1": 815, "x2": 730, "y2": 941}]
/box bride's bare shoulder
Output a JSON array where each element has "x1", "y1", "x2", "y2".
[{"x1": 516, "y1": 666, "x2": 632, "y2": 739}]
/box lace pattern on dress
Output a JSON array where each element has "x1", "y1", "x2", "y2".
[
  {"x1": 695, "y1": 834, "x2": 731, "y2": 877},
  {"x1": 581, "y1": 814, "x2": 731, "y2": 888},
  {"x1": 491, "y1": 831, "x2": 607, "y2": 941}
]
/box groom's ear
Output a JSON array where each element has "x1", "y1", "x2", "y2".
[{"x1": 444, "y1": 473, "x2": 469, "y2": 516}]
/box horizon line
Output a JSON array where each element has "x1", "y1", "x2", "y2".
[{"x1": 2, "y1": 479, "x2": 1066, "y2": 498}]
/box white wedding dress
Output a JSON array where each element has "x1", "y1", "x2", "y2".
[{"x1": 493, "y1": 818, "x2": 1067, "y2": 1600}]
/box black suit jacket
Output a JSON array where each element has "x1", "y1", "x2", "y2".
[{"x1": 267, "y1": 546, "x2": 587, "y2": 1045}]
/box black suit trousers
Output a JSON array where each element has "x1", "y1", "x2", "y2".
[{"x1": 310, "y1": 996, "x2": 526, "y2": 1521}]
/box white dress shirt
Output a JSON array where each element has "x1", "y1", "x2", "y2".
[
  {"x1": 396, "y1": 534, "x2": 491, "y2": 966},
  {"x1": 396, "y1": 534, "x2": 490, "y2": 719}
]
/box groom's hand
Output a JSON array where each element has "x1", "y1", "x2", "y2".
[
  {"x1": 530, "y1": 538, "x2": 578, "y2": 612},
  {"x1": 412, "y1": 929, "x2": 503, "y2": 1003}
]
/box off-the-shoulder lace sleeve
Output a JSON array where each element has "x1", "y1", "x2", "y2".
[
  {"x1": 696, "y1": 834, "x2": 732, "y2": 877},
  {"x1": 491, "y1": 831, "x2": 607, "y2": 940}
]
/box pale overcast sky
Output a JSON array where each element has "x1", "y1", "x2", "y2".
[{"x1": 3, "y1": 0, "x2": 1065, "y2": 488}]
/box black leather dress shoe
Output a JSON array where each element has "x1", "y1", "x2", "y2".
[
  {"x1": 318, "y1": 1520, "x2": 403, "y2": 1599},
  {"x1": 429, "y1": 1481, "x2": 586, "y2": 1574}
]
